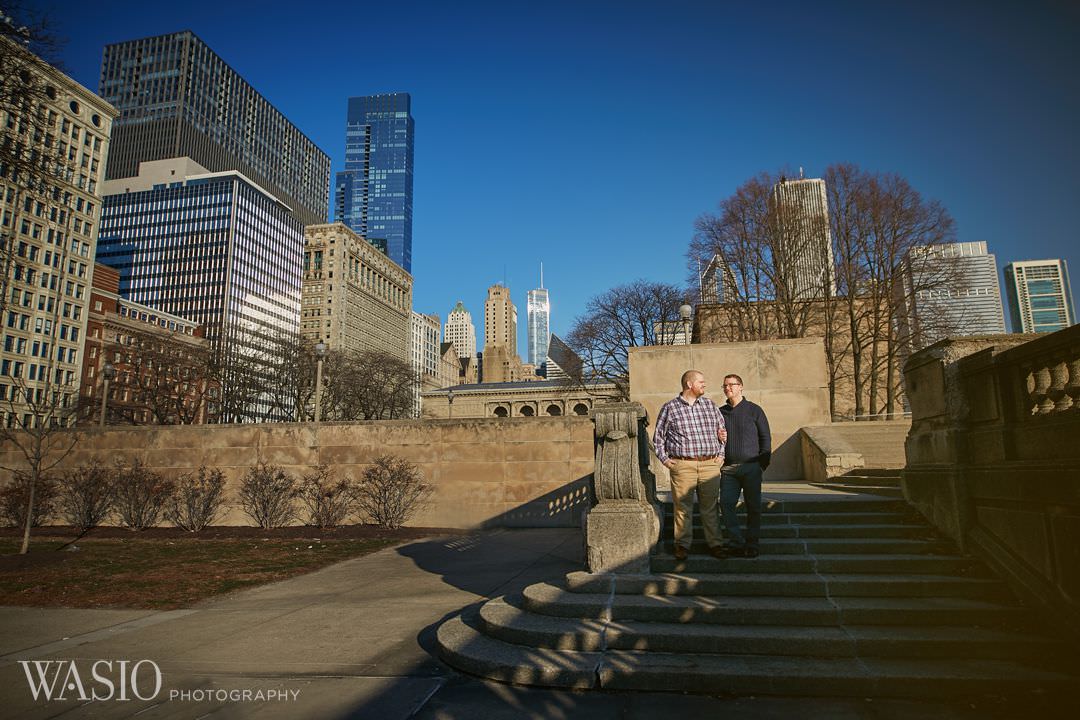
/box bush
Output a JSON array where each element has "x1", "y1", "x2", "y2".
[
  {"x1": 0, "y1": 472, "x2": 57, "y2": 528},
  {"x1": 298, "y1": 464, "x2": 357, "y2": 528},
  {"x1": 165, "y1": 466, "x2": 228, "y2": 532},
  {"x1": 57, "y1": 462, "x2": 116, "y2": 533},
  {"x1": 238, "y1": 462, "x2": 298, "y2": 529},
  {"x1": 113, "y1": 459, "x2": 176, "y2": 531},
  {"x1": 356, "y1": 455, "x2": 432, "y2": 529}
]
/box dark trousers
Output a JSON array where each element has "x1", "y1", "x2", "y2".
[{"x1": 720, "y1": 461, "x2": 762, "y2": 550}]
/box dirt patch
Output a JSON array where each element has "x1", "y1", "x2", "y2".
[{"x1": 0, "y1": 525, "x2": 464, "y2": 610}]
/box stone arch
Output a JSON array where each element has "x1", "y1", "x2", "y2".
[
  {"x1": 493, "y1": 406, "x2": 508, "y2": 418},
  {"x1": 573, "y1": 402, "x2": 590, "y2": 416},
  {"x1": 519, "y1": 406, "x2": 535, "y2": 417},
  {"x1": 546, "y1": 404, "x2": 562, "y2": 416}
]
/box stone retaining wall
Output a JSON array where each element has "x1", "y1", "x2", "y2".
[{"x1": 0, "y1": 418, "x2": 595, "y2": 529}]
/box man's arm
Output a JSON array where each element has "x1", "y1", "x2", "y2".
[
  {"x1": 715, "y1": 402, "x2": 726, "y2": 456},
  {"x1": 653, "y1": 403, "x2": 674, "y2": 467},
  {"x1": 757, "y1": 404, "x2": 772, "y2": 469}
]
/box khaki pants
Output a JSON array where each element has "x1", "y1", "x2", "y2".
[{"x1": 669, "y1": 457, "x2": 723, "y2": 550}]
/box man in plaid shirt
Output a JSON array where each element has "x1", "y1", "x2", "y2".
[{"x1": 653, "y1": 369, "x2": 727, "y2": 561}]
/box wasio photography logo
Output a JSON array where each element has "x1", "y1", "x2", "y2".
[{"x1": 19, "y1": 659, "x2": 301, "y2": 703}]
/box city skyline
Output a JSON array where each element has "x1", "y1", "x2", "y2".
[{"x1": 47, "y1": 1, "x2": 1079, "y2": 346}]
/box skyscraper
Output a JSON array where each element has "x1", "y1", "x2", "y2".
[
  {"x1": 770, "y1": 176, "x2": 835, "y2": 300},
  {"x1": 527, "y1": 265, "x2": 550, "y2": 367},
  {"x1": 98, "y1": 31, "x2": 330, "y2": 225},
  {"x1": 334, "y1": 93, "x2": 414, "y2": 271},
  {"x1": 444, "y1": 301, "x2": 476, "y2": 359},
  {"x1": 484, "y1": 284, "x2": 517, "y2": 357},
  {"x1": 97, "y1": 158, "x2": 304, "y2": 421},
  {"x1": 896, "y1": 241, "x2": 1007, "y2": 351},
  {"x1": 1004, "y1": 260, "x2": 1076, "y2": 334}
]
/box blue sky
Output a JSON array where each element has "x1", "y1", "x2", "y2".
[{"x1": 43, "y1": 0, "x2": 1080, "y2": 344}]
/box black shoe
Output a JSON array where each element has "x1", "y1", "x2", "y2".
[
  {"x1": 743, "y1": 547, "x2": 759, "y2": 558},
  {"x1": 673, "y1": 546, "x2": 689, "y2": 561},
  {"x1": 709, "y1": 546, "x2": 729, "y2": 560}
]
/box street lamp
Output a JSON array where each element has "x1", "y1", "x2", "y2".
[
  {"x1": 99, "y1": 362, "x2": 115, "y2": 427},
  {"x1": 447, "y1": 387, "x2": 455, "y2": 420},
  {"x1": 313, "y1": 341, "x2": 327, "y2": 423},
  {"x1": 679, "y1": 303, "x2": 693, "y2": 345}
]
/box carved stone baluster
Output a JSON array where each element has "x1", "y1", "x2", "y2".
[
  {"x1": 1065, "y1": 358, "x2": 1080, "y2": 412},
  {"x1": 1032, "y1": 366, "x2": 1054, "y2": 415},
  {"x1": 1025, "y1": 368, "x2": 1038, "y2": 416},
  {"x1": 1047, "y1": 361, "x2": 1070, "y2": 413}
]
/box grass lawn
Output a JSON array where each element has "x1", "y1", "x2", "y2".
[{"x1": 0, "y1": 533, "x2": 407, "y2": 609}]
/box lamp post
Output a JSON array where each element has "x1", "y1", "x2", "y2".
[
  {"x1": 447, "y1": 387, "x2": 455, "y2": 420},
  {"x1": 679, "y1": 303, "x2": 693, "y2": 345},
  {"x1": 313, "y1": 341, "x2": 327, "y2": 424},
  {"x1": 99, "y1": 362, "x2": 115, "y2": 427}
]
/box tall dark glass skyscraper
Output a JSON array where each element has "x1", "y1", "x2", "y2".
[
  {"x1": 334, "y1": 93, "x2": 414, "y2": 271},
  {"x1": 98, "y1": 31, "x2": 330, "y2": 225}
]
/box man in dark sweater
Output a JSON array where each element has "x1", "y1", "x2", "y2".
[{"x1": 717, "y1": 373, "x2": 771, "y2": 558}]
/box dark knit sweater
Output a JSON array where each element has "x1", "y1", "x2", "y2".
[{"x1": 719, "y1": 398, "x2": 771, "y2": 467}]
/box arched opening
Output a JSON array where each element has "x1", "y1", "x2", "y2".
[
  {"x1": 573, "y1": 403, "x2": 589, "y2": 416},
  {"x1": 546, "y1": 404, "x2": 562, "y2": 416},
  {"x1": 493, "y1": 406, "x2": 508, "y2": 418},
  {"x1": 519, "y1": 406, "x2": 535, "y2": 417}
]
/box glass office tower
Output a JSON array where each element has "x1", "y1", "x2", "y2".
[
  {"x1": 527, "y1": 287, "x2": 550, "y2": 368},
  {"x1": 99, "y1": 31, "x2": 330, "y2": 226},
  {"x1": 97, "y1": 159, "x2": 304, "y2": 420},
  {"x1": 334, "y1": 93, "x2": 414, "y2": 271},
  {"x1": 1004, "y1": 259, "x2": 1076, "y2": 334}
]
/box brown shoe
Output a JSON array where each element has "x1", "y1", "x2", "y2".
[
  {"x1": 709, "y1": 546, "x2": 729, "y2": 560},
  {"x1": 673, "y1": 546, "x2": 689, "y2": 561}
]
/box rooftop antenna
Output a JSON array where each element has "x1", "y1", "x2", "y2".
[
  {"x1": 540, "y1": 261, "x2": 544, "y2": 289},
  {"x1": 799, "y1": 166, "x2": 804, "y2": 179}
]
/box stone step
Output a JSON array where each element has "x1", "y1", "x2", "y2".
[
  {"x1": 650, "y1": 553, "x2": 987, "y2": 576},
  {"x1": 810, "y1": 483, "x2": 903, "y2": 498},
  {"x1": 684, "y1": 498, "x2": 909, "y2": 514},
  {"x1": 561, "y1": 571, "x2": 1011, "y2": 601},
  {"x1": 844, "y1": 468, "x2": 903, "y2": 478},
  {"x1": 478, "y1": 597, "x2": 1058, "y2": 660},
  {"x1": 521, "y1": 583, "x2": 1027, "y2": 627},
  {"x1": 668, "y1": 523, "x2": 937, "y2": 539},
  {"x1": 661, "y1": 538, "x2": 954, "y2": 555},
  {"x1": 438, "y1": 614, "x2": 1074, "y2": 699},
  {"x1": 663, "y1": 509, "x2": 920, "y2": 526}
]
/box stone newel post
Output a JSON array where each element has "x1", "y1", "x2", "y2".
[{"x1": 584, "y1": 402, "x2": 662, "y2": 573}]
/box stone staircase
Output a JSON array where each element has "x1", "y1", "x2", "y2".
[
  {"x1": 810, "y1": 468, "x2": 903, "y2": 498},
  {"x1": 436, "y1": 488, "x2": 1080, "y2": 704}
]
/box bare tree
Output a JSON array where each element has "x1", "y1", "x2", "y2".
[
  {"x1": 322, "y1": 349, "x2": 416, "y2": 421},
  {"x1": 565, "y1": 279, "x2": 685, "y2": 398}
]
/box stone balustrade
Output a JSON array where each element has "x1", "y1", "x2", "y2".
[{"x1": 902, "y1": 324, "x2": 1080, "y2": 640}]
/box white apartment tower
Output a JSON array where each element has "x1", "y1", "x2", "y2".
[
  {"x1": 770, "y1": 175, "x2": 836, "y2": 300},
  {"x1": 444, "y1": 301, "x2": 476, "y2": 359},
  {"x1": 1004, "y1": 259, "x2": 1076, "y2": 334}
]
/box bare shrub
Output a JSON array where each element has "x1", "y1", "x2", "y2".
[
  {"x1": 298, "y1": 464, "x2": 357, "y2": 528},
  {"x1": 0, "y1": 472, "x2": 57, "y2": 528},
  {"x1": 113, "y1": 459, "x2": 176, "y2": 531},
  {"x1": 165, "y1": 467, "x2": 228, "y2": 532},
  {"x1": 238, "y1": 462, "x2": 298, "y2": 529},
  {"x1": 57, "y1": 462, "x2": 116, "y2": 533},
  {"x1": 356, "y1": 455, "x2": 432, "y2": 529}
]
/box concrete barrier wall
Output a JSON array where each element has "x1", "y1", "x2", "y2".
[
  {"x1": 0, "y1": 418, "x2": 596, "y2": 529},
  {"x1": 628, "y1": 338, "x2": 831, "y2": 481}
]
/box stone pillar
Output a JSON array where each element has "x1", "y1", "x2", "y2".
[{"x1": 584, "y1": 402, "x2": 662, "y2": 573}]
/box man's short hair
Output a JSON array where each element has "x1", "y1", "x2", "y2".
[
  {"x1": 681, "y1": 369, "x2": 702, "y2": 390},
  {"x1": 724, "y1": 373, "x2": 744, "y2": 386}
]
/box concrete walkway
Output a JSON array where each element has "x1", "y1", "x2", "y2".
[{"x1": 0, "y1": 486, "x2": 1026, "y2": 719}]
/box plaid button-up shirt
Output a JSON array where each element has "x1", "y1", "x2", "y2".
[{"x1": 653, "y1": 394, "x2": 726, "y2": 465}]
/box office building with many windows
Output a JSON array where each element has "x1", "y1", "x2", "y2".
[
  {"x1": 0, "y1": 37, "x2": 116, "y2": 427},
  {"x1": 527, "y1": 284, "x2": 550, "y2": 368},
  {"x1": 97, "y1": 158, "x2": 304, "y2": 420},
  {"x1": 334, "y1": 93, "x2": 414, "y2": 271},
  {"x1": 769, "y1": 176, "x2": 835, "y2": 300},
  {"x1": 444, "y1": 301, "x2": 476, "y2": 360},
  {"x1": 895, "y1": 241, "x2": 1007, "y2": 351},
  {"x1": 99, "y1": 31, "x2": 330, "y2": 225},
  {"x1": 1004, "y1": 259, "x2": 1076, "y2": 334}
]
